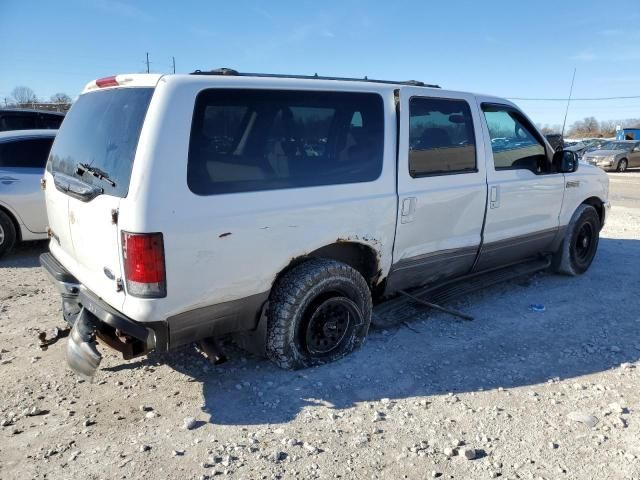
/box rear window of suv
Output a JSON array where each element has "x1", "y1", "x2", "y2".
[
  {"x1": 187, "y1": 89, "x2": 384, "y2": 195},
  {"x1": 47, "y1": 88, "x2": 153, "y2": 198}
]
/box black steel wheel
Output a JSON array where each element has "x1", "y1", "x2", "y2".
[{"x1": 303, "y1": 297, "x2": 361, "y2": 355}]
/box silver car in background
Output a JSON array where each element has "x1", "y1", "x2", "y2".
[
  {"x1": 0, "y1": 129, "x2": 56, "y2": 257},
  {"x1": 583, "y1": 140, "x2": 640, "y2": 172}
]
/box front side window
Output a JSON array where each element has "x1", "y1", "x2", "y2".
[
  {"x1": 482, "y1": 105, "x2": 548, "y2": 173},
  {"x1": 409, "y1": 97, "x2": 476, "y2": 176},
  {"x1": 0, "y1": 137, "x2": 54, "y2": 168},
  {"x1": 187, "y1": 89, "x2": 384, "y2": 195}
]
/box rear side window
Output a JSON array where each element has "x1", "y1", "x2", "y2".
[
  {"x1": 0, "y1": 114, "x2": 37, "y2": 131},
  {"x1": 0, "y1": 137, "x2": 54, "y2": 168},
  {"x1": 482, "y1": 105, "x2": 548, "y2": 173},
  {"x1": 187, "y1": 89, "x2": 384, "y2": 195},
  {"x1": 48, "y1": 88, "x2": 153, "y2": 198},
  {"x1": 39, "y1": 113, "x2": 64, "y2": 129},
  {"x1": 409, "y1": 97, "x2": 476, "y2": 176}
]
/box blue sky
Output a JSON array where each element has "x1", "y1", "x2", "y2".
[{"x1": 1, "y1": 0, "x2": 639, "y2": 127}]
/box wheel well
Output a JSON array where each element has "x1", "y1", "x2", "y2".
[
  {"x1": 582, "y1": 197, "x2": 604, "y2": 228},
  {"x1": 274, "y1": 242, "x2": 382, "y2": 292},
  {"x1": 0, "y1": 205, "x2": 21, "y2": 242}
]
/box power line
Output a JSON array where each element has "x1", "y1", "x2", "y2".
[{"x1": 509, "y1": 95, "x2": 640, "y2": 101}]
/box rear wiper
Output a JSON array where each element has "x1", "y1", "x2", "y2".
[{"x1": 76, "y1": 163, "x2": 116, "y2": 188}]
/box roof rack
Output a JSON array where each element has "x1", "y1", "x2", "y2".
[{"x1": 190, "y1": 68, "x2": 440, "y2": 88}]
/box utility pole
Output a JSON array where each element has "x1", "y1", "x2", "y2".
[
  {"x1": 172, "y1": 56, "x2": 176, "y2": 74},
  {"x1": 146, "y1": 52, "x2": 150, "y2": 73}
]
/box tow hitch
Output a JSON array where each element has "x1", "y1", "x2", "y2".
[{"x1": 66, "y1": 308, "x2": 102, "y2": 380}]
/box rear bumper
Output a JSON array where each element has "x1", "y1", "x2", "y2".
[{"x1": 40, "y1": 252, "x2": 168, "y2": 375}]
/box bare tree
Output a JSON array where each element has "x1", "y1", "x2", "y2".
[
  {"x1": 537, "y1": 124, "x2": 559, "y2": 135},
  {"x1": 11, "y1": 86, "x2": 37, "y2": 106},
  {"x1": 49, "y1": 93, "x2": 72, "y2": 111},
  {"x1": 50, "y1": 92, "x2": 72, "y2": 104},
  {"x1": 568, "y1": 117, "x2": 601, "y2": 138},
  {"x1": 599, "y1": 120, "x2": 617, "y2": 138}
]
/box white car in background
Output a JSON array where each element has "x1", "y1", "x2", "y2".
[{"x1": 0, "y1": 129, "x2": 56, "y2": 257}]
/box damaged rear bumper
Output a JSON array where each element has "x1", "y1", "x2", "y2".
[{"x1": 39, "y1": 252, "x2": 168, "y2": 379}]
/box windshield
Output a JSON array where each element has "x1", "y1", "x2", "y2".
[
  {"x1": 599, "y1": 141, "x2": 633, "y2": 151},
  {"x1": 47, "y1": 87, "x2": 153, "y2": 197}
]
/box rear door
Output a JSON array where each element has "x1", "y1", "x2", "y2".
[
  {"x1": 0, "y1": 136, "x2": 53, "y2": 233},
  {"x1": 389, "y1": 89, "x2": 488, "y2": 291},
  {"x1": 45, "y1": 86, "x2": 153, "y2": 308},
  {"x1": 474, "y1": 101, "x2": 565, "y2": 270}
]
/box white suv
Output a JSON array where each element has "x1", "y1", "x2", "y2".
[{"x1": 40, "y1": 70, "x2": 610, "y2": 378}]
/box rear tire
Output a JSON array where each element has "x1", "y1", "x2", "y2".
[
  {"x1": 617, "y1": 159, "x2": 628, "y2": 172},
  {"x1": 552, "y1": 204, "x2": 600, "y2": 276},
  {"x1": 266, "y1": 258, "x2": 372, "y2": 370},
  {"x1": 0, "y1": 210, "x2": 17, "y2": 259}
]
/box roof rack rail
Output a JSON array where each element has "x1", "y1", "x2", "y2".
[{"x1": 190, "y1": 68, "x2": 441, "y2": 88}]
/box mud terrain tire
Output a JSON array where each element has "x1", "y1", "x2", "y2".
[{"x1": 266, "y1": 258, "x2": 372, "y2": 370}]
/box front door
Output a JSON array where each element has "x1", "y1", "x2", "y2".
[
  {"x1": 474, "y1": 101, "x2": 565, "y2": 271},
  {"x1": 388, "y1": 89, "x2": 488, "y2": 292}
]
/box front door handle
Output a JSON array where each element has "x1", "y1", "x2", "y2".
[{"x1": 490, "y1": 186, "x2": 500, "y2": 209}]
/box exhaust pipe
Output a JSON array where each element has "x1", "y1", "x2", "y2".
[{"x1": 66, "y1": 308, "x2": 102, "y2": 380}]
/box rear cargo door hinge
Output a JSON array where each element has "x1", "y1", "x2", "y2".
[
  {"x1": 116, "y1": 278, "x2": 124, "y2": 292},
  {"x1": 111, "y1": 208, "x2": 119, "y2": 225}
]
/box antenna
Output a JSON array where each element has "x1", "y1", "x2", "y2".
[
  {"x1": 145, "y1": 52, "x2": 150, "y2": 73},
  {"x1": 560, "y1": 68, "x2": 576, "y2": 141},
  {"x1": 172, "y1": 56, "x2": 176, "y2": 74}
]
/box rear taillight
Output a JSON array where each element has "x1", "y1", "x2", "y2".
[
  {"x1": 121, "y1": 232, "x2": 166, "y2": 298},
  {"x1": 96, "y1": 75, "x2": 119, "y2": 88}
]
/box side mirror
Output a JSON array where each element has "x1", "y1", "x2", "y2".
[{"x1": 553, "y1": 150, "x2": 579, "y2": 173}]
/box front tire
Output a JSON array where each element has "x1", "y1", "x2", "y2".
[
  {"x1": 552, "y1": 204, "x2": 600, "y2": 276},
  {"x1": 0, "y1": 210, "x2": 17, "y2": 259},
  {"x1": 617, "y1": 159, "x2": 628, "y2": 172},
  {"x1": 266, "y1": 258, "x2": 372, "y2": 370}
]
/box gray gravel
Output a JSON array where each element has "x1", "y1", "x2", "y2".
[{"x1": 1, "y1": 171, "x2": 639, "y2": 479}]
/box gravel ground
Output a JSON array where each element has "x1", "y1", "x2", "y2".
[{"x1": 1, "y1": 171, "x2": 639, "y2": 480}]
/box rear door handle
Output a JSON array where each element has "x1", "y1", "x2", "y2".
[
  {"x1": 489, "y1": 185, "x2": 499, "y2": 209},
  {"x1": 401, "y1": 197, "x2": 417, "y2": 224},
  {"x1": 0, "y1": 176, "x2": 19, "y2": 184}
]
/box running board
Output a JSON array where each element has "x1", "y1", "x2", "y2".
[{"x1": 373, "y1": 256, "x2": 551, "y2": 328}]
